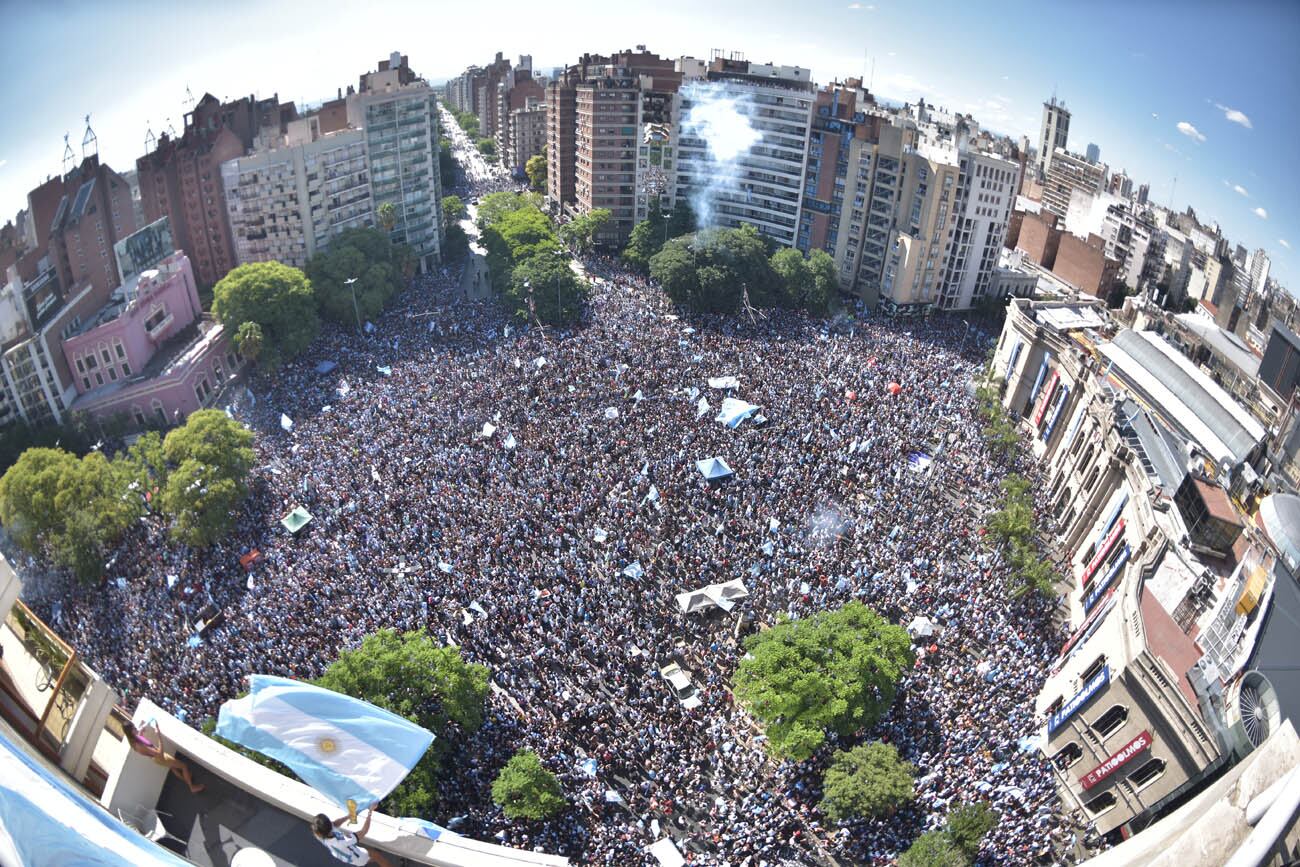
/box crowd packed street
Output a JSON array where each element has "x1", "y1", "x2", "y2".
[{"x1": 11, "y1": 122, "x2": 1095, "y2": 866}]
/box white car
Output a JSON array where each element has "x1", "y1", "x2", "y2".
[{"x1": 659, "y1": 662, "x2": 703, "y2": 710}]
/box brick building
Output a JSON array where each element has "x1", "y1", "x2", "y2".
[
  {"x1": 47, "y1": 156, "x2": 140, "y2": 301},
  {"x1": 136, "y1": 93, "x2": 296, "y2": 287}
]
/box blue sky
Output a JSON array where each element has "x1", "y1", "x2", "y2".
[{"x1": 1, "y1": 0, "x2": 1296, "y2": 285}]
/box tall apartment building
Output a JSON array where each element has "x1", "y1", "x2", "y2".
[
  {"x1": 444, "y1": 66, "x2": 485, "y2": 115},
  {"x1": 674, "y1": 56, "x2": 815, "y2": 249},
  {"x1": 1250, "y1": 248, "x2": 1271, "y2": 296},
  {"x1": 348, "y1": 79, "x2": 443, "y2": 270},
  {"x1": 493, "y1": 59, "x2": 546, "y2": 174},
  {"x1": 1043, "y1": 148, "x2": 1106, "y2": 218},
  {"x1": 1085, "y1": 142, "x2": 1100, "y2": 164},
  {"x1": 875, "y1": 143, "x2": 961, "y2": 315},
  {"x1": 136, "y1": 92, "x2": 296, "y2": 287},
  {"x1": 222, "y1": 129, "x2": 372, "y2": 269},
  {"x1": 939, "y1": 148, "x2": 1019, "y2": 310},
  {"x1": 546, "y1": 48, "x2": 681, "y2": 241},
  {"x1": 46, "y1": 155, "x2": 140, "y2": 301},
  {"x1": 506, "y1": 99, "x2": 547, "y2": 176},
  {"x1": 476, "y1": 53, "x2": 513, "y2": 140},
  {"x1": 795, "y1": 79, "x2": 878, "y2": 262},
  {"x1": 1038, "y1": 96, "x2": 1070, "y2": 179}
]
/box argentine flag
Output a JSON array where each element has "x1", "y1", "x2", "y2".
[{"x1": 216, "y1": 675, "x2": 434, "y2": 809}]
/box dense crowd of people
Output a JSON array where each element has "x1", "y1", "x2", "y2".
[{"x1": 12, "y1": 136, "x2": 1099, "y2": 866}]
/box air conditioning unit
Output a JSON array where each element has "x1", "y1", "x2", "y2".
[{"x1": 1223, "y1": 670, "x2": 1281, "y2": 755}]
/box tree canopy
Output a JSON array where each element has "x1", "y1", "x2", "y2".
[
  {"x1": 984, "y1": 473, "x2": 1057, "y2": 600},
  {"x1": 733, "y1": 601, "x2": 912, "y2": 760},
  {"x1": 314, "y1": 628, "x2": 490, "y2": 816},
  {"x1": 525, "y1": 154, "x2": 547, "y2": 192},
  {"x1": 212, "y1": 262, "x2": 319, "y2": 369},
  {"x1": 491, "y1": 750, "x2": 567, "y2": 821},
  {"x1": 0, "y1": 447, "x2": 139, "y2": 582},
  {"x1": 947, "y1": 802, "x2": 998, "y2": 861},
  {"x1": 558, "y1": 209, "x2": 612, "y2": 253},
  {"x1": 306, "y1": 228, "x2": 411, "y2": 327},
  {"x1": 442, "y1": 195, "x2": 466, "y2": 228},
  {"x1": 477, "y1": 195, "x2": 589, "y2": 325},
  {"x1": 820, "y1": 742, "x2": 916, "y2": 822},
  {"x1": 898, "y1": 830, "x2": 969, "y2": 867},
  {"x1": 159, "y1": 409, "x2": 255, "y2": 547}
]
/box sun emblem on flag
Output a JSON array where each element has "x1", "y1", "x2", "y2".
[{"x1": 319, "y1": 737, "x2": 337, "y2": 754}]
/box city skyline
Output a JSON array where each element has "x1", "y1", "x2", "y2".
[{"x1": 0, "y1": 0, "x2": 1296, "y2": 286}]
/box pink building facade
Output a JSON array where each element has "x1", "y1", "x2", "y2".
[{"x1": 61, "y1": 252, "x2": 243, "y2": 427}]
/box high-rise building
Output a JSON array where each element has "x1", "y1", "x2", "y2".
[
  {"x1": 136, "y1": 92, "x2": 296, "y2": 287},
  {"x1": 476, "y1": 53, "x2": 513, "y2": 140},
  {"x1": 796, "y1": 79, "x2": 878, "y2": 262},
  {"x1": 674, "y1": 56, "x2": 814, "y2": 249},
  {"x1": 546, "y1": 48, "x2": 681, "y2": 241},
  {"x1": 348, "y1": 77, "x2": 443, "y2": 270},
  {"x1": 47, "y1": 155, "x2": 140, "y2": 301},
  {"x1": 1250, "y1": 248, "x2": 1271, "y2": 296},
  {"x1": 939, "y1": 149, "x2": 1020, "y2": 310},
  {"x1": 1085, "y1": 142, "x2": 1100, "y2": 164},
  {"x1": 1037, "y1": 96, "x2": 1070, "y2": 178},
  {"x1": 222, "y1": 129, "x2": 372, "y2": 269},
  {"x1": 1042, "y1": 149, "x2": 1106, "y2": 217},
  {"x1": 493, "y1": 58, "x2": 546, "y2": 174},
  {"x1": 1136, "y1": 182, "x2": 1150, "y2": 206},
  {"x1": 506, "y1": 98, "x2": 547, "y2": 176}
]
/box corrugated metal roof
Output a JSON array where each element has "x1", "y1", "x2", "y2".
[
  {"x1": 1174, "y1": 313, "x2": 1261, "y2": 378},
  {"x1": 1118, "y1": 397, "x2": 1187, "y2": 494},
  {"x1": 1103, "y1": 329, "x2": 1264, "y2": 466}
]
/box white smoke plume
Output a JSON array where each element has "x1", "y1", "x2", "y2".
[{"x1": 678, "y1": 81, "x2": 761, "y2": 231}]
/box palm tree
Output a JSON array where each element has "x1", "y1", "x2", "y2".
[{"x1": 377, "y1": 202, "x2": 397, "y2": 236}]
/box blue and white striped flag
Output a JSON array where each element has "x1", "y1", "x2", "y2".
[{"x1": 216, "y1": 675, "x2": 434, "y2": 809}]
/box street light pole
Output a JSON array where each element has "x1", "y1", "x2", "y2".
[{"x1": 344, "y1": 276, "x2": 361, "y2": 334}]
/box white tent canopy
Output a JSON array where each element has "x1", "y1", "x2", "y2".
[
  {"x1": 647, "y1": 838, "x2": 686, "y2": 867},
  {"x1": 707, "y1": 376, "x2": 740, "y2": 390},
  {"x1": 907, "y1": 615, "x2": 938, "y2": 639},
  {"x1": 676, "y1": 578, "x2": 749, "y2": 614},
  {"x1": 716, "y1": 397, "x2": 760, "y2": 429},
  {"x1": 695, "y1": 457, "x2": 734, "y2": 480}
]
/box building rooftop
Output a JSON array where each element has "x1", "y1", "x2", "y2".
[
  {"x1": 1117, "y1": 398, "x2": 1187, "y2": 495},
  {"x1": 1174, "y1": 312, "x2": 1261, "y2": 378},
  {"x1": 1100, "y1": 329, "x2": 1266, "y2": 467}
]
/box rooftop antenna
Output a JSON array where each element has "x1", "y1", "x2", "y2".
[
  {"x1": 82, "y1": 113, "x2": 97, "y2": 160},
  {"x1": 144, "y1": 120, "x2": 157, "y2": 154},
  {"x1": 869, "y1": 56, "x2": 875, "y2": 92},
  {"x1": 166, "y1": 116, "x2": 178, "y2": 138},
  {"x1": 62, "y1": 132, "x2": 75, "y2": 175},
  {"x1": 184, "y1": 84, "x2": 196, "y2": 111}
]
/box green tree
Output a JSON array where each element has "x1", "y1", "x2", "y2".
[
  {"x1": 733, "y1": 601, "x2": 912, "y2": 760},
  {"x1": 442, "y1": 223, "x2": 470, "y2": 263},
  {"x1": 306, "y1": 228, "x2": 411, "y2": 326},
  {"x1": 666, "y1": 199, "x2": 696, "y2": 238},
  {"x1": 947, "y1": 802, "x2": 998, "y2": 861},
  {"x1": 650, "y1": 225, "x2": 782, "y2": 315},
  {"x1": 438, "y1": 138, "x2": 457, "y2": 190},
  {"x1": 441, "y1": 195, "x2": 466, "y2": 229},
  {"x1": 771, "y1": 248, "x2": 812, "y2": 309},
  {"x1": 314, "y1": 629, "x2": 490, "y2": 817},
  {"x1": 491, "y1": 750, "x2": 567, "y2": 820},
  {"x1": 234, "y1": 320, "x2": 263, "y2": 362},
  {"x1": 898, "y1": 831, "x2": 969, "y2": 867},
  {"x1": 377, "y1": 201, "x2": 398, "y2": 235},
  {"x1": 0, "y1": 448, "x2": 140, "y2": 582},
  {"x1": 0, "y1": 448, "x2": 79, "y2": 552},
  {"x1": 476, "y1": 137, "x2": 497, "y2": 157},
  {"x1": 805, "y1": 248, "x2": 838, "y2": 316},
  {"x1": 559, "y1": 209, "x2": 612, "y2": 253},
  {"x1": 212, "y1": 262, "x2": 319, "y2": 369},
  {"x1": 476, "y1": 192, "x2": 533, "y2": 232},
  {"x1": 525, "y1": 153, "x2": 547, "y2": 192},
  {"x1": 159, "y1": 410, "x2": 255, "y2": 547},
  {"x1": 507, "y1": 250, "x2": 588, "y2": 325},
  {"x1": 820, "y1": 742, "x2": 917, "y2": 822}
]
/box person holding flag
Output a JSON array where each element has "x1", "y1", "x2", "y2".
[
  {"x1": 312, "y1": 806, "x2": 395, "y2": 867},
  {"x1": 215, "y1": 675, "x2": 435, "y2": 867}
]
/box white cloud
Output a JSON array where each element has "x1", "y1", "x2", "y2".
[
  {"x1": 1213, "y1": 102, "x2": 1253, "y2": 129},
  {"x1": 1233, "y1": 184, "x2": 1249, "y2": 197},
  {"x1": 1280, "y1": 239, "x2": 1292, "y2": 250},
  {"x1": 879, "y1": 71, "x2": 935, "y2": 100},
  {"x1": 1254, "y1": 207, "x2": 1268, "y2": 219},
  {"x1": 1176, "y1": 121, "x2": 1206, "y2": 143},
  {"x1": 0, "y1": 159, "x2": 6, "y2": 168},
  {"x1": 847, "y1": 2, "x2": 875, "y2": 8}
]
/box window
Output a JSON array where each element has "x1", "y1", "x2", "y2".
[
  {"x1": 122, "y1": 362, "x2": 131, "y2": 377},
  {"x1": 144, "y1": 307, "x2": 168, "y2": 332},
  {"x1": 101, "y1": 348, "x2": 112, "y2": 365},
  {"x1": 115, "y1": 342, "x2": 125, "y2": 360},
  {"x1": 1083, "y1": 792, "x2": 1117, "y2": 816},
  {"x1": 132, "y1": 406, "x2": 147, "y2": 428},
  {"x1": 1128, "y1": 757, "x2": 1166, "y2": 789},
  {"x1": 1092, "y1": 705, "x2": 1129, "y2": 738},
  {"x1": 153, "y1": 400, "x2": 167, "y2": 426},
  {"x1": 1081, "y1": 655, "x2": 1107, "y2": 684},
  {"x1": 108, "y1": 367, "x2": 117, "y2": 382},
  {"x1": 94, "y1": 372, "x2": 104, "y2": 387},
  {"x1": 1052, "y1": 741, "x2": 1083, "y2": 770},
  {"x1": 75, "y1": 357, "x2": 85, "y2": 373}
]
